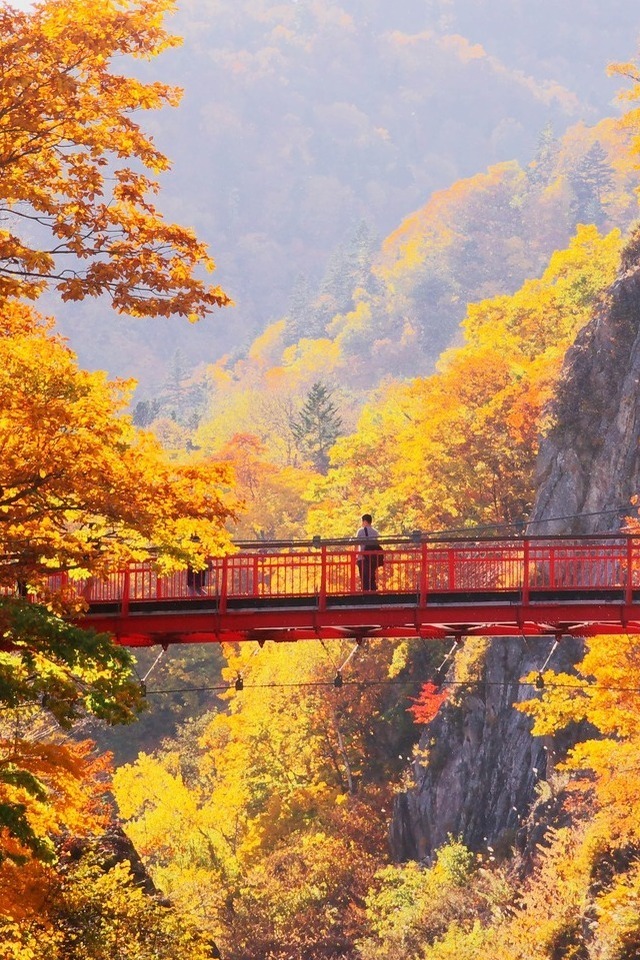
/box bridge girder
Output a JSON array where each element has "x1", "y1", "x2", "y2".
[{"x1": 80, "y1": 600, "x2": 640, "y2": 647}]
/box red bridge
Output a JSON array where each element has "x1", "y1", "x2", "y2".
[{"x1": 69, "y1": 535, "x2": 640, "y2": 647}]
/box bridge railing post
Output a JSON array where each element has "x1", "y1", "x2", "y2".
[
  {"x1": 522, "y1": 538, "x2": 530, "y2": 605},
  {"x1": 319, "y1": 545, "x2": 327, "y2": 611},
  {"x1": 419, "y1": 541, "x2": 428, "y2": 607},
  {"x1": 252, "y1": 555, "x2": 259, "y2": 597},
  {"x1": 626, "y1": 536, "x2": 634, "y2": 606},
  {"x1": 56, "y1": 570, "x2": 67, "y2": 596},
  {"x1": 122, "y1": 566, "x2": 130, "y2": 617},
  {"x1": 81, "y1": 574, "x2": 93, "y2": 603},
  {"x1": 220, "y1": 557, "x2": 228, "y2": 614}
]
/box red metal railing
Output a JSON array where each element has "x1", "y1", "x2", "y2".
[{"x1": 40, "y1": 535, "x2": 640, "y2": 610}]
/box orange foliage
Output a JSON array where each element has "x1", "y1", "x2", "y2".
[
  {"x1": 0, "y1": 301, "x2": 238, "y2": 595},
  {"x1": 0, "y1": 0, "x2": 229, "y2": 319},
  {"x1": 0, "y1": 738, "x2": 109, "y2": 901}
]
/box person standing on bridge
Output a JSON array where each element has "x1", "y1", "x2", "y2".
[
  {"x1": 356, "y1": 514, "x2": 383, "y2": 591},
  {"x1": 187, "y1": 535, "x2": 208, "y2": 596}
]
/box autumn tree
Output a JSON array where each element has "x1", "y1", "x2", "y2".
[
  {"x1": 488, "y1": 626, "x2": 640, "y2": 960},
  {"x1": 0, "y1": 304, "x2": 236, "y2": 591},
  {"x1": 114, "y1": 637, "x2": 431, "y2": 956},
  {"x1": 358, "y1": 839, "x2": 489, "y2": 960},
  {"x1": 0, "y1": 0, "x2": 238, "y2": 942},
  {"x1": 520, "y1": 629, "x2": 640, "y2": 854},
  {"x1": 214, "y1": 433, "x2": 312, "y2": 540},
  {"x1": 0, "y1": 310, "x2": 231, "y2": 939},
  {"x1": 0, "y1": 120, "x2": 237, "y2": 869},
  {"x1": 0, "y1": 797, "x2": 219, "y2": 959},
  {"x1": 0, "y1": 301, "x2": 239, "y2": 872},
  {"x1": 408, "y1": 681, "x2": 449, "y2": 726},
  {"x1": 609, "y1": 52, "x2": 640, "y2": 173},
  {"x1": 0, "y1": 0, "x2": 229, "y2": 318}
]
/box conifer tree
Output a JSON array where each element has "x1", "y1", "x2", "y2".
[
  {"x1": 528, "y1": 121, "x2": 559, "y2": 185},
  {"x1": 318, "y1": 222, "x2": 378, "y2": 320},
  {"x1": 285, "y1": 273, "x2": 315, "y2": 343},
  {"x1": 162, "y1": 347, "x2": 189, "y2": 421},
  {"x1": 132, "y1": 397, "x2": 162, "y2": 428},
  {"x1": 568, "y1": 141, "x2": 613, "y2": 227},
  {"x1": 347, "y1": 219, "x2": 378, "y2": 291},
  {"x1": 291, "y1": 382, "x2": 343, "y2": 473}
]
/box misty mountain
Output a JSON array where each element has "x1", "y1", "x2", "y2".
[{"x1": 53, "y1": 0, "x2": 640, "y2": 392}]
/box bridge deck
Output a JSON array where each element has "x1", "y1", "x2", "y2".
[{"x1": 68, "y1": 535, "x2": 640, "y2": 646}]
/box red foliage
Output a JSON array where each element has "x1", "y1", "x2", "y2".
[{"x1": 407, "y1": 682, "x2": 449, "y2": 725}]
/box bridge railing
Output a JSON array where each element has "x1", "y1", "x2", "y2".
[
  {"x1": 527, "y1": 539, "x2": 632, "y2": 589},
  {"x1": 35, "y1": 535, "x2": 640, "y2": 610}
]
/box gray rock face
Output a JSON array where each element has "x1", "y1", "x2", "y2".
[
  {"x1": 530, "y1": 257, "x2": 640, "y2": 535},
  {"x1": 390, "y1": 243, "x2": 640, "y2": 862},
  {"x1": 389, "y1": 636, "x2": 583, "y2": 860}
]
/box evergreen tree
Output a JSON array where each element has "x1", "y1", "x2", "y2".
[
  {"x1": 291, "y1": 382, "x2": 343, "y2": 473},
  {"x1": 528, "y1": 121, "x2": 559, "y2": 186},
  {"x1": 568, "y1": 141, "x2": 613, "y2": 227},
  {"x1": 164, "y1": 348, "x2": 188, "y2": 410},
  {"x1": 320, "y1": 221, "x2": 379, "y2": 313},
  {"x1": 284, "y1": 222, "x2": 380, "y2": 347},
  {"x1": 346, "y1": 219, "x2": 378, "y2": 293},
  {"x1": 160, "y1": 348, "x2": 207, "y2": 427},
  {"x1": 316, "y1": 243, "x2": 352, "y2": 327},
  {"x1": 285, "y1": 273, "x2": 315, "y2": 343},
  {"x1": 132, "y1": 398, "x2": 162, "y2": 428}
]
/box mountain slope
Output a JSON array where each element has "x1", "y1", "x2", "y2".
[{"x1": 52, "y1": 1, "x2": 640, "y2": 389}]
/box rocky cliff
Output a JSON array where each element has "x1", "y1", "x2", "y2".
[
  {"x1": 530, "y1": 239, "x2": 640, "y2": 535},
  {"x1": 390, "y1": 234, "x2": 640, "y2": 862}
]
